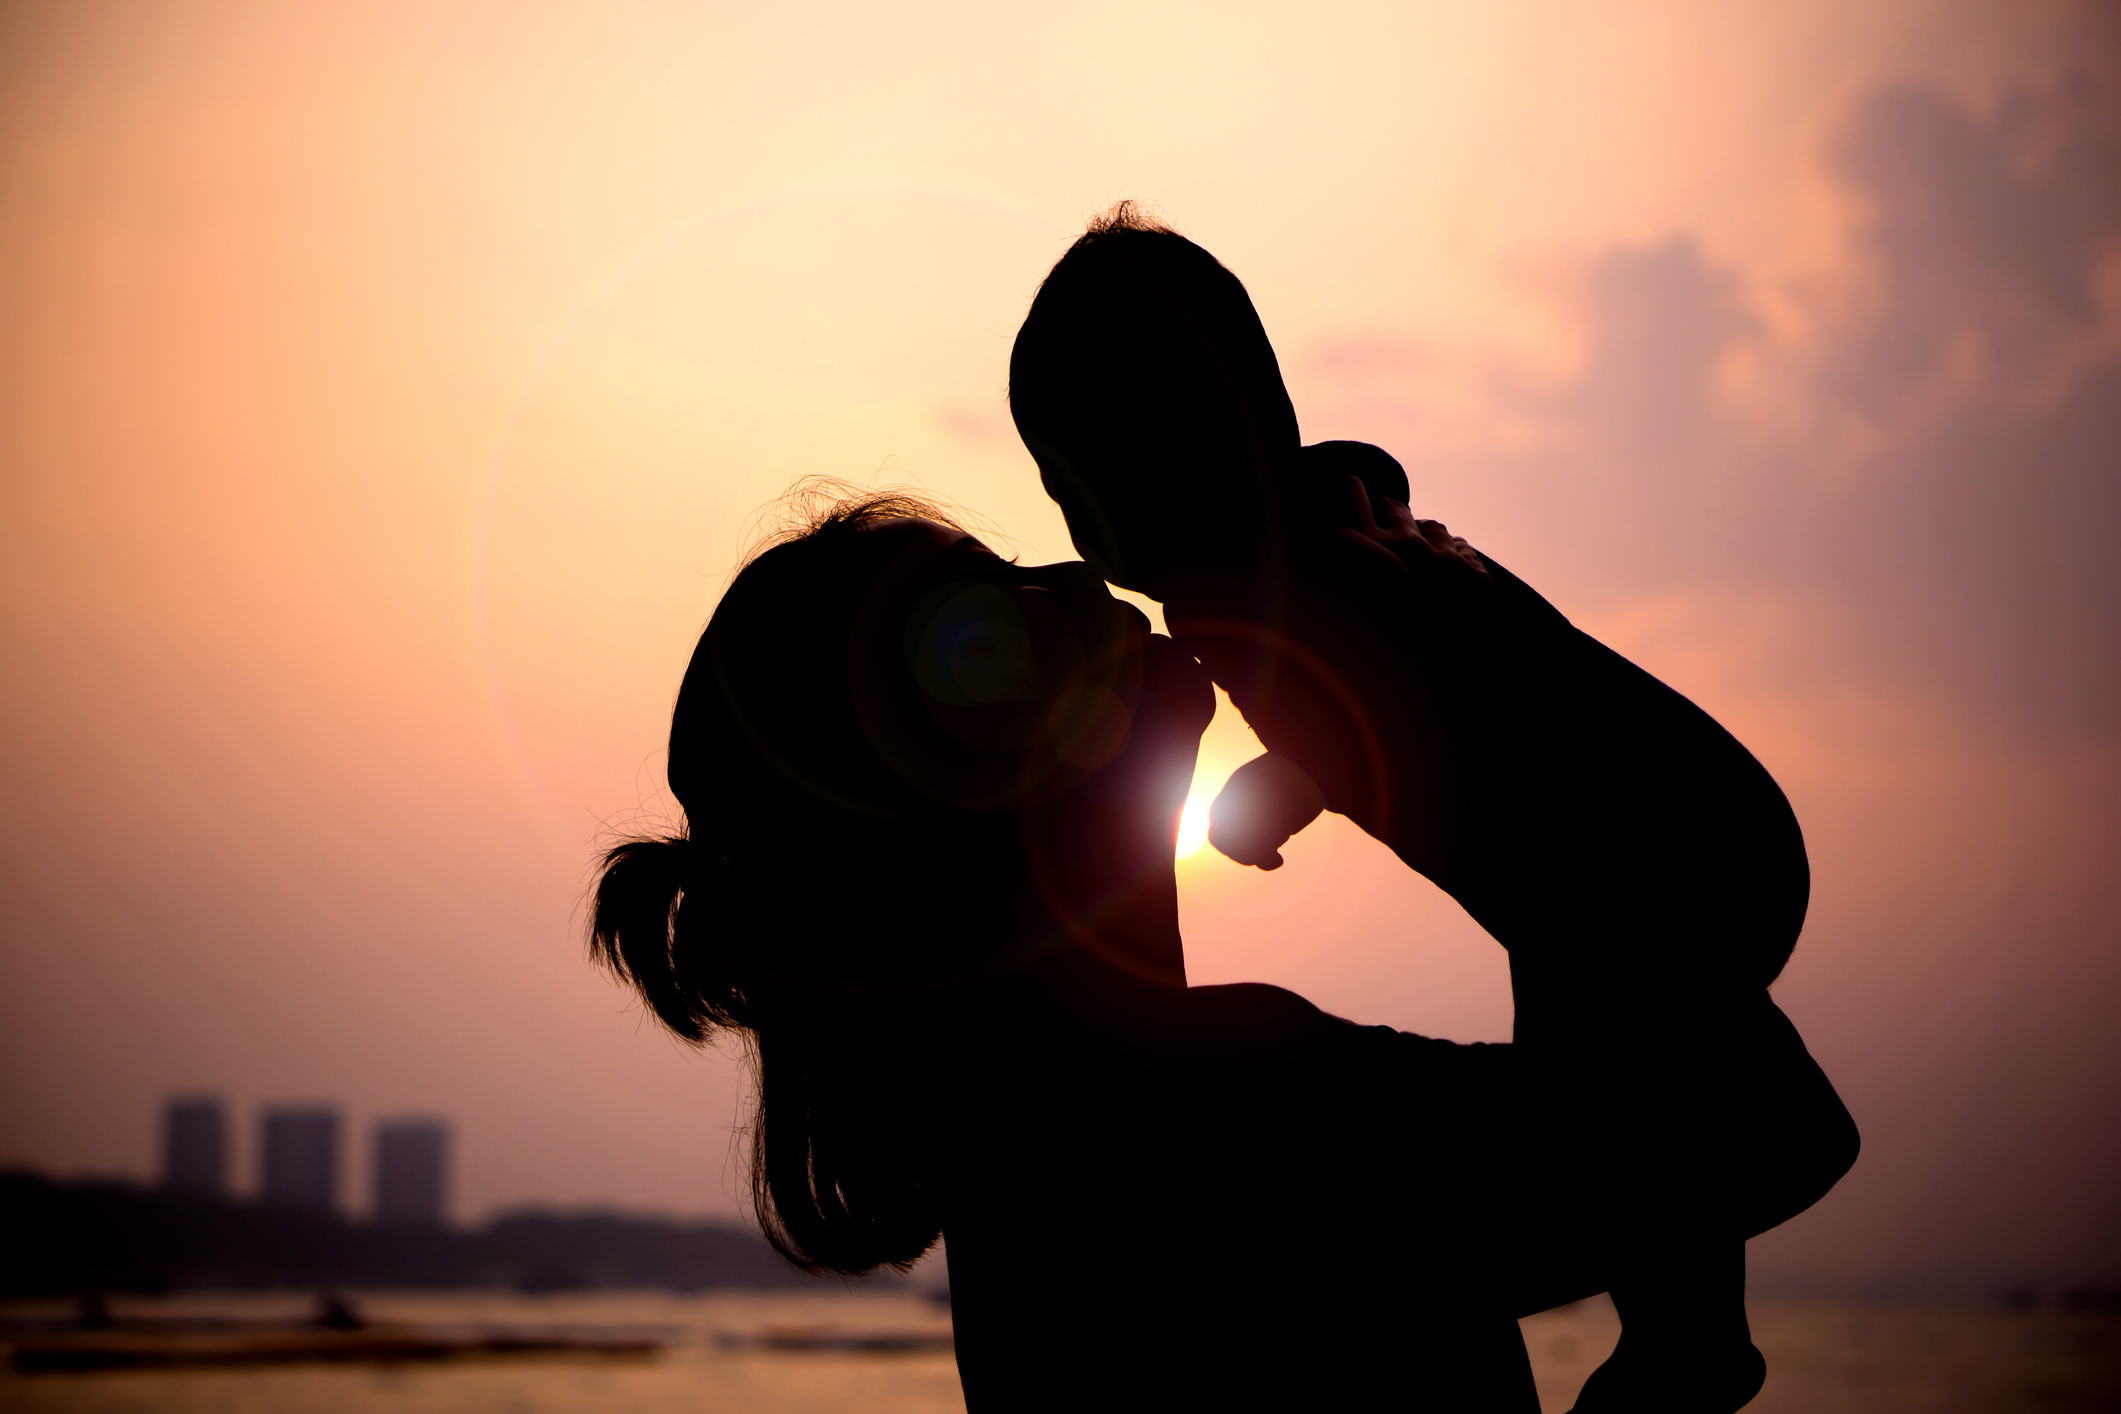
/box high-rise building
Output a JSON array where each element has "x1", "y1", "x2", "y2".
[
  {"x1": 259, "y1": 1105, "x2": 340, "y2": 1211},
  {"x1": 161, "y1": 1095, "x2": 228, "y2": 1197},
  {"x1": 372, "y1": 1118, "x2": 450, "y2": 1226}
]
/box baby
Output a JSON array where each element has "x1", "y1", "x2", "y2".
[{"x1": 1009, "y1": 206, "x2": 1851, "y2": 1412}]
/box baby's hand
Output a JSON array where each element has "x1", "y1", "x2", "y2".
[{"x1": 1208, "y1": 753, "x2": 1327, "y2": 870}]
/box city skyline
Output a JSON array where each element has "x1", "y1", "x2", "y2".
[{"x1": 154, "y1": 1096, "x2": 454, "y2": 1226}]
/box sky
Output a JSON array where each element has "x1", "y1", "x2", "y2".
[{"x1": 1, "y1": 0, "x2": 2116, "y2": 1299}]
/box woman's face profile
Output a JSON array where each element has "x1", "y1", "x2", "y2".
[{"x1": 846, "y1": 519, "x2": 1207, "y2": 814}]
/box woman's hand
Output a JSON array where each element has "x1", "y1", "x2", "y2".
[{"x1": 1335, "y1": 476, "x2": 1494, "y2": 585}]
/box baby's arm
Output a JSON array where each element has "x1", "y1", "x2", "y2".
[{"x1": 1200, "y1": 475, "x2": 1484, "y2": 875}]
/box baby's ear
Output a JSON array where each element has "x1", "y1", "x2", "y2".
[{"x1": 1208, "y1": 752, "x2": 1327, "y2": 870}]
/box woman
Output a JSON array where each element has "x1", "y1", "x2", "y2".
[{"x1": 591, "y1": 489, "x2": 1854, "y2": 1411}]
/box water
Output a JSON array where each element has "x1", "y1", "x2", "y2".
[
  {"x1": 1523, "y1": 1298, "x2": 2121, "y2": 1413},
  {"x1": 3, "y1": 1291, "x2": 2115, "y2": 1413}
]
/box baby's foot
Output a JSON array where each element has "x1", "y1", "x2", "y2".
[{"x1": 1569, "y1": 1337, "x2": 1767, "y2": 1414}]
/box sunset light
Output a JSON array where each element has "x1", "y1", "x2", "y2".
[
  {"x1": 1176, "y1": 795, "x2": 1211, "y2": 857},
  {"x1": 1, "y1": 1, "x2": 2112, "y2": 1351}
]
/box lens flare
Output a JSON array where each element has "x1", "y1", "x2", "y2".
[{"x1": 1176, "y1": 794, "x2": 1210, "y2": 857}]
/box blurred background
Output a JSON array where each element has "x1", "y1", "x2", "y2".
[{"x1": 1, "y1": 0, "x2": 2116, "y2": 1314}]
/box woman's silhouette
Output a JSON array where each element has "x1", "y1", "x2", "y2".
[{"x1": 593, "y1": 221, "x2": 1857, "y2": 1414}]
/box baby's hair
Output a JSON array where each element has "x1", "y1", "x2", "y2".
[
  {"x1": 1008, "y1": 202, "x2": 1302, "y2": 588},
  {"x1": 1082, "y1": 197, "x2": 1176, "y2": 238}
]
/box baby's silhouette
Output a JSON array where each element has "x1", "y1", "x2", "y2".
[{"x1": 1011, "y1": 205, "x2": 1854, "y2": 1411}]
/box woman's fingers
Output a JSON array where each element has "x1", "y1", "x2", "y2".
[
  {"x1": 1346, "y1": 475, "x2": 1370, "y2": 528},
  {"x1": 1420, "y1": 522, "x2": 1493, "y2": 580},
  {"x1": 1338, "y1": 525, "x2": 1413, "y2": 572},
  {"x1": 1339, "y1": 494, "x2": 1497, "y2": 585}
]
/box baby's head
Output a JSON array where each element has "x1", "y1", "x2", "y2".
[{"x1": 1009, "y1": 205, "x2": 1302, "y2": 597}]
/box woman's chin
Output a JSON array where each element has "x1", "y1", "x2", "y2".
[{"x1": 1142, "y1": 633, "x2": 1215, "y2": 737}]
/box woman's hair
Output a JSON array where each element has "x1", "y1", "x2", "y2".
[
  {"x1": 589, "y1": 487, "x2": 1009, "y2": 1275},
  {"x1": 1008, "y1": 201, "x2": 1303, "y2": 588}
]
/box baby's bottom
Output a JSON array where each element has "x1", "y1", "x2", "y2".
[
  {"x1": 1502, "y1": 949, "x2": 1854, "y2": 1411},
  {"x1": 1509, "y1": 948, "x2": 1856, "y2": 1245}
]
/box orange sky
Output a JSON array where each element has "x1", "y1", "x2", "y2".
[{"x1": 2, "y1": 0, "x2": 2116, "y2": 1297}]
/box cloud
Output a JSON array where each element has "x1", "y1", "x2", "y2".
[
  {"x1": 1293, "y1": 76, "x2": 2121, "y2": 1292},
  {"x1": 1816, "y1": 80, "x2": 2121, "y2": 737},
  {"x1": 1826, "y1": 79, "x2": 2121, "y2": 416},
  {"x1": 1307, "y1": 77, "x2": 2121, "y2": 739},
  {"x1": 1564, "y1": 236, "x2": 1762, "y2": 453}
]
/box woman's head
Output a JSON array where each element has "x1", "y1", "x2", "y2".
[
  {"x1": 599, "y1": 492, "x2": 1170, "y2": 1011},
  {"x1": 1008, "y1": 203, "x2": 1303, "y2": 595},
  {"x1": 588, "y1": 490, "x2": 1210, "y2": 1271}
]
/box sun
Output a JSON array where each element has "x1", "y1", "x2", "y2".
[{"x1": 1175, "y1": 794, "x2": 1210, "y2": 857}]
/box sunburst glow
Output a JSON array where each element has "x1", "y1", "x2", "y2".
[{"x1": 1176, "y1": 794, "x2": 1211, "y2": 857}]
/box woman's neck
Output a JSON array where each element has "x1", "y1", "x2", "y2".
[{"x1": 1012, "y1": 784, "x2": 1189, "y2": 988}]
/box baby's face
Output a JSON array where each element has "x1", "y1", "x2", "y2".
[{"x1": 1036, "y1": 422, "x2": 1284, "y2": 601}]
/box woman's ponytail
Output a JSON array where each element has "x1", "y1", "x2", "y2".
[
  {"x1": 590, "y1": 831, "x2": 945, "y2": 1275},
  {"x1": 590, "y1": 835, "x2": 724, "y2": 1043}
]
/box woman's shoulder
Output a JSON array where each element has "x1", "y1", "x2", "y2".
[{"x1": 1179, "y1": 980, "x2": 1343, "y2": 1039}]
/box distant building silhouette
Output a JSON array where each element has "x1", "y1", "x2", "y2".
[
  {"x1": 373, "y1": 1118, "x2": 449, "y2": 1227},
  {"x1": 260, "y1": 1106, "x2": 340, "y2": 1211},
  {"x1": 161, "y1": 1096, "x2": 228, "y2": 1197}
]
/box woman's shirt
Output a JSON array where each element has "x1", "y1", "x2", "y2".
[{"x1": 942, "y1": 983, "x2": 1542, "y2": 1413}]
